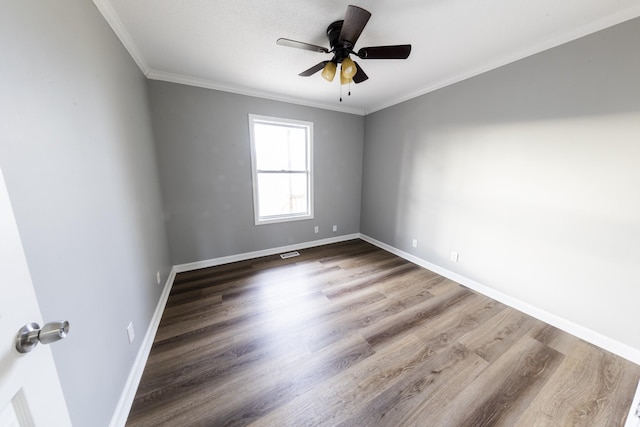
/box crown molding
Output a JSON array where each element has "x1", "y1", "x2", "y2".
[
  {"x1": 92, "y1": 0, "x2": 150, "y2": 76},
  {"x1": 366, "y1": 6, "x2": 640, "y2": 115},
  {"x1": 93, "y1": 1, "x2": 639, "y2": 117},
  {"x1": 146, "y1": 70, "x2": 366, "y2": 116}
]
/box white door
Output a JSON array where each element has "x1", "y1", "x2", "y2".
[{"x1": 0, "y1": 167, "x2": 71, "y2": 426}]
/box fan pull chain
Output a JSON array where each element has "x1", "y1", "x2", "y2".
[{"x1": 339, "y1": 83, "x2": 342, "y2": 102}]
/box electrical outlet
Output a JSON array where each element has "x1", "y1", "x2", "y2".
[
  {"x1": 314, "y1": 226, "x2": 319, "y2": 233},
  {"x1": 126, "y1": 322, "x2": 135, "y2": 344},
  {"x1": 451, "y1": 251, "x2": 459, "y2": 262},
  {"x1": 332, "y1": 225, "x2": 337, "y2": 232},
  {"x1": 156, "y1": 270, "x2": 161, "y2": 285},
  {"x1": 412, "y1": 239, "x2": 418, "y2": 248}
]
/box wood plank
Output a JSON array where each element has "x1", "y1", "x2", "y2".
[
  {"x1": 126, "y1": 239, "x2": 640, "y2": 426},
  {"x1": 133, "y1": 334, "x2": 374, "y2": 426},
  {"x1": 458, "y1": 306, "x2": 542, "y2": 362},
  {"x1": 515, "y1": 339, "x2": 639, "y2": 426},
  {"x1": 425, "y1": 335, "x2": 564, "y2": 426},
  {"x1": 361, "y1": 285, "x2": 475, "y2": 348},
  {"x1": 336, "y1": 342, "x2": 489, "y2": 427},
  {"x1": 249, "y1": 333, "x2": 429, "y2": 427}
]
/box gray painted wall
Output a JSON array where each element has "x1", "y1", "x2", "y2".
[
  {"x1": 0, "y1": 3, "x2": 171, "y2": 426},
  {"x1": 361, "y1": 18, "x2": 640, "y2": 351},
  {"x1": 148, "y1": 81, "x2": 364, "y2": 265}
]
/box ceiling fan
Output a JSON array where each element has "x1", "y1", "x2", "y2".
[{"x1": 276, "y1": 5, "x2": 411, "y2": 93}]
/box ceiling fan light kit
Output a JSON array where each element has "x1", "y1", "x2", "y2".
[
  {"x1": 321, "y1": 61, "x2": 337, "y2": 82},
  {"x1": 340, "y1": 69, "x2": 352, "y2": 85},
  {"x1": 277, "y1": 5, "x2": 411, "y2": 100},
  {"x1": 341, "y1": 57, "x2": 357, "y2": 79}
]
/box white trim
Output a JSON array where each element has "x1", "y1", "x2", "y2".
[
  {"x1": 91, "y1": 0, "x2": 150, "y2": 76},
  {"x1": 625, "y1": 380, "x2": 640, "y2": 427},
  {"x1": 359, "y1": 233, "x2": 640, "y2": 365},
  {"x1": 174, "y1": 233, "x2": 359, "y2": 273},
  {"x1": 248, "y1": 115, "x2": 314, "y2": 225},
  {"x1": 365, "y1": 7, "x2": 640, "y2": 115},
  {"x1": 146, "y1": 70, "x2": 365, "y2": 116},
  {"x1": 108, "y1": 268, "x2": 176, "y2": 427}
]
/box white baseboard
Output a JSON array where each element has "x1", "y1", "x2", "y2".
[
  {"x1": 110, "y1": 233, "x2": 360, "y2": 425},
  {"x1": 359, "y1": 233, "x2": 640, "y2": 365},
  {"x1": 366, "y1": 242, "x2": 640, "y2": 423},
  {"x1": 109, "y1": 267, "x2": 177, "y2": 427},
  {"x1": 111, "y1": 233, "x2": 640, "y2": 426},
  {"x1": 173, "y1": 233, "x2": 360, "y2": 273}
]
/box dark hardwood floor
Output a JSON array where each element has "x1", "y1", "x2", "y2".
[{"x1": 127, "y1": 239, "x2": 640, "y2": 426}]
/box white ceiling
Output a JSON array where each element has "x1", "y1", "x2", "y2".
[{"x1": 93, "y1": 0, "x2": 640, "y2": 115}]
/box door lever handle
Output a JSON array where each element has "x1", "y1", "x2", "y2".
[{"x1": 15, "y1": 321, "x2": 70, "y2": 353}]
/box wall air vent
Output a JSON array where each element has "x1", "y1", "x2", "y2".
[{"x1": 280, "y1": 251, "x2": 300, "y2": 259}]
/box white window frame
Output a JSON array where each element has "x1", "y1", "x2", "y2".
[{"x1": 248, "y1": 114, "x2": 314, "y2": 225}]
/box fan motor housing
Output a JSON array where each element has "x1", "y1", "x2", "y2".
[{"x1": 326, "y1": 20, "x2": 351, "y2": 62}]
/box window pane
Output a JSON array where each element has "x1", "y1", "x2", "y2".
[
  {"x1": 257, "y1": 173, "x2": 308, "y2": 217},
  {"x1": 254, "y1": 123, "x2": 307, "y2": 171}
]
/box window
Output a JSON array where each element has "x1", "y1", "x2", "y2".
[{"x1": 249, "y1": 114, "x2": 313, "y2": 225}]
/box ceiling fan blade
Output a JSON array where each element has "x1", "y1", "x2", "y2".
[
  {"x1": 299, "y1": 61, "x2": 329, "y2": 77},
  {"x1": 277, "y1": 38, "x2": 329, "y2": 53},
  {"x1": 357, "y1": 45, "x2": 412, "y2": 59},
  {"x1": 352, "y1": 62, "x2": 368, "y2": 84},
  {"x1": 338, "y1": 5, "x2": 371, "y2": 46}
]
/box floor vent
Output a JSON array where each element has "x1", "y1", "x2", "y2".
[{"x1": 280, "y1": 251, "x2": 300, "y2": 259}]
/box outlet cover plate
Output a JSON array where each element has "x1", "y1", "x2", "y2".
[{"x1": 126, "y1": 322, "x2": 135, "y2": 344}]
